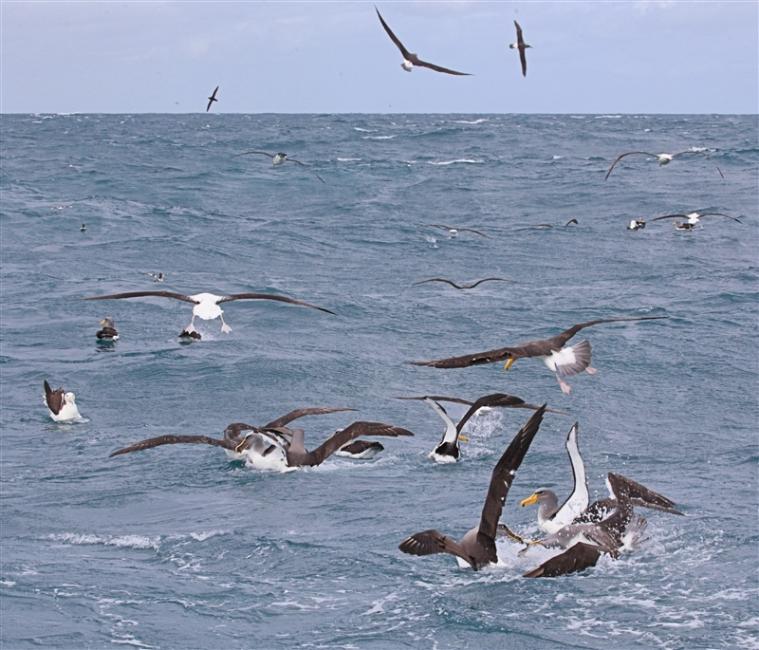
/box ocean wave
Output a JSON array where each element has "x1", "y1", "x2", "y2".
[
  {"x1": 452, "y1": 118, "x2": 489, "y2": 125},
  {"x1": 427, "y1": 159, "x2": 484, "y2": 166},
  {"x1": 362, "y1": 135, "x2": 396, "y2": 140}
]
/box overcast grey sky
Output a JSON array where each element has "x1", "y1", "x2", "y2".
[{"x1": 1, "y1": 1, "x2": 757, "y2": 114}]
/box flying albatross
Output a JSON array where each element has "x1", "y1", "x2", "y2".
[
  {"x1": 413, "y1": 277, "x2": 510, "y2": 290},
  {"x1": 375, "y1": 7, "x2": 471, "y2": 76},
  {"x1": 604, "y1": 150, "x2": 704, "y2": 180},
  {"x1": 650, "y1": 211, "x2": 742, "y2": 228},
  {"x1": 43, "y1": 380, "x2": 83, "y2": 422},
  {"x1": 424, "y1": 223, "x2": 487, "y2": 238},
  {"x1": 509, "y1": 20, "x2": 531, "y2": 77},
  {"x1": 398, "y1": 405, "x2": 546, "y2": 570},
  {"x1": 233, "y1": 151, "x2": 325, "y2": 183},
  {"x1": 520, "y1": 472, "x2": 682, "y2": 578},
  {"x1": 398, "y1": 393, "x2": 563, "y2": 463},
  {"x1": 410, "y1": 316, "x2": 667, "y2": 394},
  {"x1": 109, "y1": 407, "x2": 414, "y2": 471},
  {"x1": 206, "y1": 86, "x2": 219, "y2": 112},
  {"x1": 83, "y1": 290, "x2": 334, "y2": 335}
]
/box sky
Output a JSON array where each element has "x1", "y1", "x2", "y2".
[{"x1": 1, "y1": 1, "x2": 757, "y2": 114}]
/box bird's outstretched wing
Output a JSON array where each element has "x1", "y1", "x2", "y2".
[
  {"x1": 218, "y1": 293, "x2": 335, "y2": 314},
  {"x1": 44, "y1": 380, "x2": 63, "y2": 415},
  {"x1": 414, "y1": 58, "x2": 472, "y2": 76},
  {"x1": 84, "y1": 291, "x2": 197, "y2": 304},
  {"x1": 233, "y1": 150, "x2": 274, "y2": 159},
  {"x1": 604, "y1": 151, "x2": 659, "y2": 180},
  {"x1": 523, "y1": 542, "x2": 602, "y2": 578},
  {"x1": 375, "y1": 7, "x2": 412, "y2": 59},
  {"x1": 305, "y1": 421, "x2": 414, "y2": 466},
  {"x1": 110, "y1": 434, "x2": 237, "y2": 457},
  {"x1": 410, "y1": 345, "x2": 519, "y2": 369},
  {"x1": 514, "y1": 21, "x2": 528, "y2": 77},
  {"x1": 398, "y1": 530, "x2": 473, "y2": 566},
  {"x1": 262, "y1": 406, "x2": 357, "y2": 430}
]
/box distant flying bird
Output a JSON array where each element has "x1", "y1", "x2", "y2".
[
  {"x1": 375, "y1": 7, "x2": 471, "y2": 76},
  {"x1": 509, "y1": 20, "x2": 531, "y2": 77},
  {"x1": 650, "y1": 211, "x2": 742, "y2": 227},
  {"x1": 206, "y1": 86, "x2": 219, "y2": 112},
  {"x1": 413, "y1": 277, "x2": 511, "y2": 290},
  {"x1": 424, "y1": 223, "x2": 488, "y2": 238},
  {"x1": 84, "y1": 290, "x2": 334, "y2": 335},
  {"x1": 234, "y1": 151, "x2": 326, "y2": 183},
  {"x1": 604, "y1": 150, "x2": 703, "y2": 180}
]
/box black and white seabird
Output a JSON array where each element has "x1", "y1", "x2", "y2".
[
  {"x1": 627, "y1": 219, "x2": 646, "y2": 231},
  {"x1": 43, "y1": 380, "x2": 82, "y2": 422},
  {"x1": 529, "y1": 218, "x2": 579, "y2": 230},
  {"x1": 398, "y1": 393, "x2": 562, "y2": 463},
  {"x1": 375, "y1": 7, "x2": 471, "y2": 76},
  {"x1": 206, "y1": 86, "x2": 219, "y2": 112},
  {"x1": 604, "y1": 150, "x2": 704, "y2": 180},
  {"x1": 233, "y1": 150, "x2": 325, "y2": 183},
  {"x1": 398, "y1": 406, "x2": 546, "y2": 570},
  {"x1": 424, "y1": 223, "x2": 487, "y2": 238},
  {"x1": 651, "y1": 211, "x2": 742, "y2": 228},
  {"x1": 413, "y1": 277, "x2": 510, "y2": 290},
  {"x1": 96, "y1": 317, "x2": 119, "y2": 341},
  {"x1": 509, "y1": 20, "x2": 531, "y2": 77},
  {"x1": 109, "y1": 407, "x2": 414, "y2": 472},
  {"x1": 411, "y1": 316, "x2": 667, "y2": 394},
  {"x1": 84, "y1": 290, "x2": 334, "y2": 335},
  {"x1": 145, "y1": 272, "x2": 165, "y2": 283}
]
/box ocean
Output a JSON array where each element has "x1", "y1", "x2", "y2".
[{"x1": 0, "y1": 113, "x2": 757, "y2": 649}]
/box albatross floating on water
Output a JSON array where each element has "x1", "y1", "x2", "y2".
[
  {"x1": 96, "y1": 317, "x2": 119, "y2": 342},
  {"x1": 411, "y1": 316, "x2": 667, "y2": 394},
  {"x1": 398, "y1": 406, "x2": 546, "y2": 570},
  {"x1": 233, "y1": 151, "x2": 325, "y2": 183},
  {"x1": 509, "y1": 20, "x2": 531, "y2": 77},
  {"x1": 84, "y1": 290, "x2": 334, "y2": 335},
  {"x1": 109, "y1": 407, "x2": 414, "y2": 472},
  {"x1": 398, "y1": 394, "x2": 563, "y2": 463},
  {"x1": 43, "y1": 380, "x2": 83, "y2": 423},
  {"x1": 413, "y1": 277, "x2": 510, "y2": 290},
  {"x1": 604, "y1": 150, "x2": 704, "y2": 180},
  {"x1": 375, "y1": 7, "x2": 471, "y2": 76}
]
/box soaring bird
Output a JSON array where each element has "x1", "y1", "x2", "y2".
[
  {"x1": 84, "y1": 290, "x2": 334, "y2": 336},
  {"x1": 423, "y1": 223, "x2": 487, "y2": 238},
  {"x1": 206, "y1": 86, "x2": 219, "y2": 112},
  {"x1": 413, "y1": 277, "x2": 510, "y2": 290},
  {"x1": 398, "y1": 406, "x2": 546, "y2": 570},
  {"x1": 375, "y1": 7, "x2": 471, "y2": 76},
  {"x1": 650, "y1": 211, "x2": 742, "y2": 228},
  {"x1": 509, "y1": 20, "x2": 531, "y2": 77},
  {"x1": 233, "y1": 151, "x2": 325, "y2": 183},
  {"x1": 43, "y1": 380, "x2": 82, "y2": 423},
  {"x1": 411, "y1": 316, "x2": 667, "y2": 394},
  {"x1": 604, "y1": 150, "x2": 704, "y2": 180}
]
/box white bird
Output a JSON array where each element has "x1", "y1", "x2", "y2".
[
  {"x1": 605, "y1": 150, "x2": 705, "y2": 180},
  {"x1": 43, "y1": 380, "x2": 82, "y2": 422},
  {"x1": 233, "y1": 151, "x2": 325, "y2": 183},
  {"x1": 651, "y1": 211, "x2": 742, "y2": 228},
  {"x1": 627, "y1": 219, "x2": 646, "y2": 231},
  {"x1": 84, "y1": 290, "x2": 334, "y2": 335}
]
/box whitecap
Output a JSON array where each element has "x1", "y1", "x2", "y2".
[
  {"x1": 453, "y1": 118, "x2": 489, "y2": 125},
  {"x1": 336, "y1": 157, "x2": 362, "y2": 162},
  {"x1": 427, "y1": 159, "x2": 484, "y2": 166},
  {"x1": 48, "y1": 532, "x2": 160, "y2": 551},
  {"x1": 353, "y1": 127, "x2": 376, "y2": 133},
  {"x1": 362, "y1": 135, "x2": 396, "y2": 140}
]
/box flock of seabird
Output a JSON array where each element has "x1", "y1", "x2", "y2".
[{"x1": 47, "y1": 6, "x2": 751, "y2": 582}]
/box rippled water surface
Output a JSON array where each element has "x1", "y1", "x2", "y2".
[{"x1": 1, "y1": 113, "x2": 758, "y2": 649}]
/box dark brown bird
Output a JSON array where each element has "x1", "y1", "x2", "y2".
[
  {"x1": 509, "y1": 20, "x2": 531, "y2": 77},
  {"x1": 206, "y1": 86, "x2": 219, "y2": 112},
  {"x1": 410, "y1": 316, "x2": 667, "y2": 394},
  {"x1": 413, "y1": 277, "x2": 510, "y2": 290},
  {"x1": 376, "y1": 7, "x2": 471, "y2": 76},
  {"x1": 96, "y1": 317, "x2": 119, "y2": 341},
  {"x1": 398, "y1": 406, "x2": 546, "y2": 570}
]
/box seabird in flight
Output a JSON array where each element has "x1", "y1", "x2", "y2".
[
  {"x1": 509, "y1": 20, "x2": 531, "y2": 77},
  {"x1": 110, "y1": 408, "x2": 414, "y2": 472},
  {"x1": 43, "y1": 380, "x2": 82, "y2": 423},
  {"x1": 206, "y1": 86, "x2": 219, "y2": 112},
  {"x1": 410, "y1": 316, "x2": 667, "y2": 394},
  {"x1": 398, "y1": 394, "x2": 562, "y2": 463},
  {"x1": 650, "y1": 211, "x2": 742, "y2": 228},
  {"x1": 413, "y1": 277, "x2": 511, "y2": 290},
  {"x1": 604, "y1": 150, "x2": 703, "y2": 180},
  {"x1": 96, "y1": 317, "x2": 119, "y2": 342},
  {"x1": 528, "y1": 218, "x2": 579, "y2": 230},
  {"x1": 398, "y1": 406, "x2": 546, "y2": 570},
  {"x1": 84, "y1": 290, "x2": 334, "y2": 335},
  {"x1": 375, "y1": 7, "x2": 471, "y2": 76},
  {"x1": 424, "y1": 223, "x2": 487, "y2": 238},
  {"x1": 234, "y1": 150, "x2": 325, "y2": 183}
]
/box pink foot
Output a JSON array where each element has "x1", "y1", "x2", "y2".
[
  {"x1": 585, "y1": 366, "x2": 598, "y2": 375},
  {"x1": 559, "y1": 379, "x2": 572, "y2": 394}
]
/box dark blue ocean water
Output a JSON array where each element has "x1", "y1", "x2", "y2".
[{"x1": 1, "y1": 113, "x2": 757, "y2": 649}]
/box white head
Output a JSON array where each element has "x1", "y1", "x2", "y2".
[
  {"x1": 64, "y1": 391, "x2": 76, "y2": 404},
  {"x1": 657, "y1": 153, "x2": 674, "y2": 165},
  {"x1": 401, "y1": 60, "x2": 413, "y2": 72},
  {"x1": 686, "y1": 212, "x2": 701, "y2": 223}
]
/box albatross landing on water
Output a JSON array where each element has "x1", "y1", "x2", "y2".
[
  {"x1": 411, "y1": 316, "x2": 667, "y2": 394},
  {"x1": 233, "y1": 151, "x2": 325, "y2": 183},
  {"x1": 650, "y1": 211, "x2": 742, "y2": 229},
  {"x1": 375, "y1": 7, "x2": 471, "y2": 76},
  {"x1": 604, "y1": 150, "x2": 705, "y2": 180},
  {"x1": 398, "y1": 406, "x2": 546, "y2": 570},
  {"x1": 398, "y1": 393, "x2": 563, "y2": 463},
  {"x1": 83, "y1": 290, "x2": 334, "y2": 336},
  {"x1": 509, "y1": 20, "x2": 531, "y2": 77},
  {"x1": 43, "y1": 380, "x2": 83, "y2": 422},
  {"x1": 109, "y1": 407, "x2": 414, "y2": 472}
]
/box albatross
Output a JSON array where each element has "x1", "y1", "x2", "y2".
[
  {"x1": 96, "y1": 317, "x2": 119, "y2": 341},
  {"x1": 233, "y1": 150, "x2": 325, "y2": 183},
  {"x1": 83, "y1": 290, "x2": 334, "y2": 335},
  {"x1": 411, "y1": 316, "x2": 667, "y2": 394},
  {"x1": 650, "y1": 211, "x2": 742, "y2": 228},
  {"x1": 398, "y1": 393, "x2": 562, "y2": 463},
  {"x1": 424, "y1": 223, "x2": 487, "y2": 238},
  {"x1": 604, "y1": 150, "x2": 704, "y2": 180},
  {"x1": 43, "y1": 380, "x2": 83, "y2": 422},
  {"x1": 375, "y1": 7, "x2": 471, "y2": 76},
  {"x1": 398, "y1": 406, "x2": 546, "y2": 570},
  {"x1": 206, "y1": 86, "x2": 219, "y2": 112},
  {"x1": 413, "y1": 277, "x2": 510, "y2": 290},
  {"x1": 109, "y1": 407, "x2": 414, "y2": 472},
  {"x1": 509, "y1": 20, "x2": 531, "y2": 77}
]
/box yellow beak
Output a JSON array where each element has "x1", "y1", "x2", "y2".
[
  {"x1": 520, "y1": 493, "x2": 539, "y2": 507},
  {"x1": 458, "y1": 434, "x2": 469, "y2": 443},
  {"x1": 503, "y1": 357, "x2": 516, "y2": 372}
]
